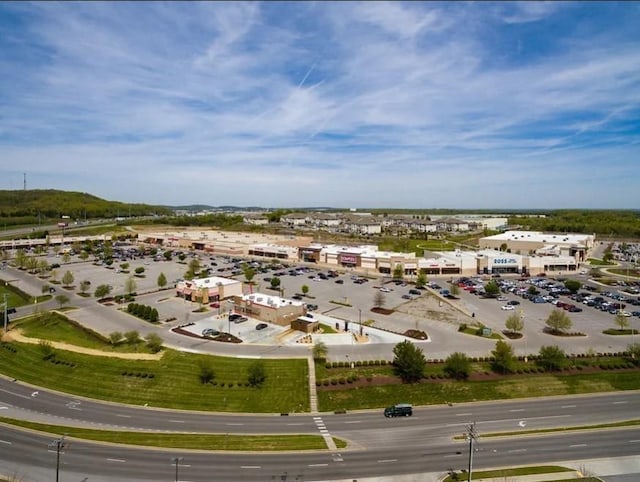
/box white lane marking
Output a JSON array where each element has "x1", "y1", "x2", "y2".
[
  {"x1": 0, "y1": 388, "x2": 32, "y2": 400},
  {"x1": 169, "y1": 420, "x2": 185, "y2": 423},
  {"x1": 225, "y1": 423, "x2": 244, "y2": 426},
  {"x1": 378, "y1": 459, "x2": 397, "y2": 463},
  {"x1": 509, "y1": 409, "x2": 524, "y2": 412},
  {"x1": 456, "y1": 413, "x2": 473, "y2": 416},
  {"x1": 0, "y1": 440, "x2": 12, "y2": 445},
  {"x1": 308, "y1": 463, "x2": 329, "y2": 467},
  {"x1": 0, "y1": 407, "x2": 7, "y2": 410},
  {"x1": 561, "y1": 405, "x2": 576, "y2": 409},
  {"x1": 344, "y1": 420, "x2": 362, "y2": 424},
  {"x1": 286, "y1": 423, "x2": 304, "y2": 426},
  {"x1": 613, "y1": 401, "x2": 628, "y2": 405},
  {"x1": 443, "y1": 454, "x2": 460, "y2": 458},
  {"x1": 447, "y1": 414, "x2": 571, "y2": 428},
  {"x1": 508, "y1": 449, "x2": 527, "y2": 453},
  {"x1": 570, "y1": 444, "x2": 587, "y2": 448},
  {"x1": 241, "y1": 465, "x2": 261, "y2": 469},
  {"x1": 116, "y1": 414, "x2": 131, "y2": 418},
  {"x1": 629, "y1": 440, "x2": 640, "y2": 443},
  {"x1": 107, "y1": 458, "x2": 126, "y2": 463}
]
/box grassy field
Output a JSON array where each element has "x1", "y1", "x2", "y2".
[
  {"x1": 442, "y1": 466, "x2": 577, "y2": 482},
  {"x1": 0, "y1": 284, "x2": 31, "y2": 308},
  {"x1": 13, "y1": 312, "x2": 158, "y2": 353},
  {"x1": 0, "y1": 341, "x2": 309, "y2": 413},
  {"x1": 0, "y1": 417, "x2": 346, "y2": 451},
  {"x1": 317, "y1": 369, "x2": 640, "y2": 412}
]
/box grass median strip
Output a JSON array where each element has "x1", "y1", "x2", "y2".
[
  {"x1": 453, "y1": 419, "x2": 640, "y2": 440},
  {"x1": 442, "y1": 465, "x2": 575, "y2": 481},
  {"x1": 0, "y1": 417, "x2": 347, "y2": 451}
]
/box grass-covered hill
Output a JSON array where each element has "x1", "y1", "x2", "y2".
[{"x1": 0, "y1": 189, "x2": 173, "y2": 226}]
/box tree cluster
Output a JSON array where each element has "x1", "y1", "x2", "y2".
[{"x1": 127, "y1": 303, "x2": 159, "y2": 323}]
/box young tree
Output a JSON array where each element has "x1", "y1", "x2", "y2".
[
  {"x1": 243, "y1": 266, "x2": 256, "y2": 283},
  {"x1": 178, "y1": 253, "x2": 186, "y2": 262},
  {"x1": 505, "y1": 312, "x2": 524, "y2": 334},
  {"x1": 444, "y1": 352, "x2": 472, "y2": 380},
  {"x1": 450, "y1": 283, "x2": 460, "y2": 296},
  {"x1": 79, "y1": 280, "x2": 91, "y2": 295},
  {"x1": 134, "y1": 266, "x2": 145, "y2": 276},
  {"x1": 61, "y1": 270, "x2": 74, "y2": 288},
  {"x1": 109, "y1": 331, "x2": 123, "y2": 345},
  {"x1": 491, "y1": 340, "x2": 515, "y2": 374},
  {"x1": 270, "y1": 277, "x2": 281, "y2": 289},
  {"x1": 392, "y1": 340, "x2": 426, "y2": 383},
  {"x1": 564, "y1": 279, "x2": 581, "y2": 294},
  {"x1": 545, "y1": 309, "x2": 572, "y2": 333},
  {"x1": 301, "y1": 285, "x2": 309, "y2": 297},
  {"x1": 157, "y1": 272, "x2": 167, "y2": 289},
  {"x1": 119, "y1": 262, "x2": 130, "y2": 272},
  {"x1": 124, "y1": 330, "x2": 140, "y2": 344},
  {"x1": 312, "y1": 340, "x2": 328, "y2": 361},
  {"x1": 144, "y1": 333, "x2": 163, "y2": 353},
  {"x1": 188, "y1": 258, "x2": 201, "y2": 275},
  {"x1": 198, "y1": 361, "x2": 215, "y2": 384},
  {"x1": 393, "y1": 264, "x2": 404, "y2": 280},
  {"x1": 61, "y1": 253, "x2": 71, "y2": 264},
  {"x1": 627, "y1": 342, "x2": 640, "y2": 362},
  {"x1": 373, "y1": 290, "x2": 386, "y2": 308},
  {"x1": 94, "y1": 284, "x2": 112, "y2": 300},
  {"x1": 484, "y1": 280, "x2": 500, "y2": 297},
  {"x1": 247, "y1": 360, "x2": 267, "y2": 387},
  {"x1": 79, "y1": 251, "x2": 89, "y2": 261},
  {"x1": 537, "y1": 345, "x2": 567, "y2": 371},
  {"x1": 125, "y1": 275, "x2": 137, "y2": 295},
  {"x1": 54, "y1": 294, "x2": 70, "y2": 309},
  {"x1": 416, "y1": 272, "x2": 427, "y2": 288},
  {"x1": 163, "y1": 250, "x2": 172, "y2": 261},
  {"x1": 36, "y1": 259, "x2": 49, "y2": 276},
  {"x1": 615, "y1": 312, "x2": 630, "y2": 331}
]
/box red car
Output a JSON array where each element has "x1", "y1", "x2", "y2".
[{"x1": 209, "y1": 302, "x2": 220, "y2": 308}]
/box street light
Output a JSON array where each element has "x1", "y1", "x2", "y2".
[
  {"x1": 171, "y1": 456, "x2": 184, "y2": 482},
  {"x1": 48, "y1": 434, "x2": 66, "y2": 482}
]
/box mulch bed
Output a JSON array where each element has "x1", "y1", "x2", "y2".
[{"x1": 371, "y1": 307, "x2": 394, "y2": 315}]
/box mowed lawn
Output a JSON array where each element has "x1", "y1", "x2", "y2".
[
  {"x1": 317, "y1": 370, "x2": 640, "y2": 412},
  {"x1": 0, "y1": 341, "x2": 309, "y2": 413}
]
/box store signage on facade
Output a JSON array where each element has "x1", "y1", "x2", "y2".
[
  {"x1": 339, "y1": 254, "x2": 358, "y2": 264},
  {"x1": 494, "y1": 258, "x2": 517, "y2": 265}
]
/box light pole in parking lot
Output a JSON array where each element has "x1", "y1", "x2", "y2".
[{"x1": 171, "y1": 456, "x2": 183, "y2": 482}]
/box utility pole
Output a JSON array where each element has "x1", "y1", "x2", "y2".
[
  {"x1": 171, "y1": 456, "x2": 184, "y2": 482},
  {"x1": 48, "y1": 435, "x2": 66, "y2": 482},
  {"x1": 465, "y1": 422, "x2": 478, "y2": 482}
]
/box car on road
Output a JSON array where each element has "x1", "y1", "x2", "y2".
[
  {"x1": 384, "y1": 403, "x2": 413, "y2": 418},
  {"x1": 256, "y1": 323, "x2": 268, "y2": 330},
  {"x1": 501, "y1": 305, "x2": 515, "y2": 310}
]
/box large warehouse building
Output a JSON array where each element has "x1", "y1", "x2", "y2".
[{"x1": 479, "y1": 231, "x2": 595, "y2": 262}]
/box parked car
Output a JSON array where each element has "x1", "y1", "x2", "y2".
[
  {"x1": 401, "y1": 294, "x2": 413, "y2": 300},
  {"x1": 335, "y1": 279, "x2": 344, "y2": 284},
  {"x1": 409, "y1": 289, "x2": 421, "y2": 295},
  {"x1": 209, "y1": 302, "x2": 220, "y2": 308},
  {"x1": 501, "y1": 305, "x2": 515, "y2": 311},
  {"x1": 256, "y1": 323, "x2": 268, "y2": 330},
  {"x1": 507, "y1": 300, "x2": 520, "y2": 306}
]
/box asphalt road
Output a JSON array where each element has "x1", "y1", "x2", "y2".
[{"x1": 2, "y1": 377, "x2": 640, "y2": 481}]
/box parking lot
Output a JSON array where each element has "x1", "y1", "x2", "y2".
[{"x1": 4, "y1": 242, "x2": 640, "y2": 358}]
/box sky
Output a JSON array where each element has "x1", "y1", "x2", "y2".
[{"x1": 0, "y1": 2, "x2": 639, "y2": 210}]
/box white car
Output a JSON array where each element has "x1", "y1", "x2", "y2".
[
  {"x1": 497, "y1": 296, "x2": 508, "y2": 302},
  {"x1": 379, "y1": 287, "x2": 392, "y2": 293},
  {"x1": 501, "y1": 305, "x2": 515, "y2": 311}
]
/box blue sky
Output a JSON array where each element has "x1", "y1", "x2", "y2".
[{"x1": 1, "y1": 2, "x2": 639, "y2": 209}]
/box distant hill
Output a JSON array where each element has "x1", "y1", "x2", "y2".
[{"x1": 0, "y1": 189, "x2": 173, "y2": 225}]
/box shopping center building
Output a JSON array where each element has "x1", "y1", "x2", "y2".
[{"x1": 479, "y1": 231, "x2": 596, "y2": 262}]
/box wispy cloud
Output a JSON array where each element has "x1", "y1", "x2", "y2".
[{"x1": 0, "y1": 1, "x2": 638, "y2": 209}]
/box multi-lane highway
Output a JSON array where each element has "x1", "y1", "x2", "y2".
[{"x1": 2, "y1": 376, "x2": 640, "y2": 481}]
